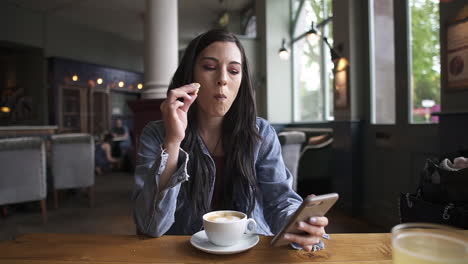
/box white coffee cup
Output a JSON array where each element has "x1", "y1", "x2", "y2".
[{"x1": 202, "y1": 210, "x2": 257, "y2": 247}]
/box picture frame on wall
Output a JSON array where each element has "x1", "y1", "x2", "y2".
[{"x1": 446, "y1": 17, "x2": 468, "y2": 91}]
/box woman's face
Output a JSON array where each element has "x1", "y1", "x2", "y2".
[{"x1": 193, "y1": 41, "x2": 242, "y2": 118}]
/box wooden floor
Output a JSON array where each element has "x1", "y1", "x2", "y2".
[{"x1": 0, "y1": 171, "x2": 386, "y2": 242}]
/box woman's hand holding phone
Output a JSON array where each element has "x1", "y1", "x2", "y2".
[
  {"x1": 271, "y1": 193, "x2": 339, "y2": 251},
  {"x1": 282, "y1": 215, "x2": 329, "y2": 252}
]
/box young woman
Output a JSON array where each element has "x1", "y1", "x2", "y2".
[
  {"x1": 95, "y1": 133, "x2": 119, "y2": 175},
  {"x1": 133, "y1": 29, "x2": 328, "y2": 251}
]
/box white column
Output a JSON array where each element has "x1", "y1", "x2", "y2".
[{"x1": 143, "y1": 0, "x2": 178, "y2": 99}]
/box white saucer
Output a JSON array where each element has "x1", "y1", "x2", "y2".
[{"x1": 190, "y1": 230, "x2": 259, "y2": 255}]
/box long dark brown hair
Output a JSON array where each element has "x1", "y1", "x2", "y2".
[{"x1": 168, "y1": 29, "x2": 260, "y2": 219}]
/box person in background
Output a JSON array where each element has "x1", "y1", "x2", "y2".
[
  {"x1": 112, "y1": 118, "x2": 132, "y2": 157},
  {"x1": 95, "y1": 133, "x2": 120, "y2": 175},
  {"x1": 132, "y1": 29, "x2": 329, "y2": 252}
]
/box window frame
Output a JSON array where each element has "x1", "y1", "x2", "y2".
[{"x1": 291, "y1": 0, "x2": 334, "y2": 123}]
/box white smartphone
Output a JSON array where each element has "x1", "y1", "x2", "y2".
[{"x1": 270, "y1": 193, "x2": 339, "y2": 247}]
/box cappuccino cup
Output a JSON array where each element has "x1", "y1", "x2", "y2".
[{"x1": 203, "y1": 210, "x2": 257, "y2": 247}]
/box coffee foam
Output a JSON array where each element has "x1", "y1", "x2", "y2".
[
  {"x1": 206, "y1": 213, "x2": 242, "y2": 222},
  {"x1": 212, "y1": 215, "x2": 241, "y2": 222}
]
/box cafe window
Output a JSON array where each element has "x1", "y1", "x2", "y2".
[
  {"x1": 292, "y1": 0, "x2": 334, "y2": 122},
  {"x1": 408, "y1": 0, "x2": 440, "y2": 124},
  {"x1": 369, "y1": 0, "x2": 396, "y2": 124}
]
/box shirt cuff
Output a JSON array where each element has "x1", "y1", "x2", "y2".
[{"x1": 156, "y1": 144, "x2": 190, "y2": 192}]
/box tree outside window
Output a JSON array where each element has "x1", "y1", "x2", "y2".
[{"x1": 410, "y1": 0, "x2": 440, "y2": 123}]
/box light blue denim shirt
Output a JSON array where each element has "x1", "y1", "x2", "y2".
[{"x1": 133, "y1": 117, "x2": 303, "y2": 237}]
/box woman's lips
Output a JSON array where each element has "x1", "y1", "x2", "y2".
[{"x1": 214, "y1": 94, "x2": 227, "y2": 101}]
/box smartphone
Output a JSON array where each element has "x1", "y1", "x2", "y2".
[{"x1": 270, "y1": 193, "x2": 339, "y2": 247}]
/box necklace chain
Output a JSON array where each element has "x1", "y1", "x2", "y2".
[{"x1": 210, "y1": 136, "x2": 222, "y2": 156}]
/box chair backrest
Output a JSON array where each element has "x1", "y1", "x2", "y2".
[
  {"x1": 0, "y1": 137, "x2": 47, "y2": 205},
  {"x1": 50, "y1": 133, "x2": 95, "y2": 189},
  {"x1": 278, "y1": 131, "x2": 306, "y2": 191},
  {"x1": 298, "y1": 136, "x2": 334, "y2": 181}
]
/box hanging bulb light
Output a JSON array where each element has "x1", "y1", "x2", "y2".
[
  {"x1": 305, "y1": 22, "x2": 320, "y2": 44},
  {"x1": 278, "y1": 38, "x2": 290, "y2": 60},
  {"x1": 323, "y1": 37, "x2": 347, "y2": 70},
  {"x1": 306, "y1": 32, "x2": 320, "y2": 44},
  {"x1": 1, "y1": 106, "x2": 11, "y2": 113},
  {"x1": 336, "y1": 57, "x2": 349, "y2": 71}
]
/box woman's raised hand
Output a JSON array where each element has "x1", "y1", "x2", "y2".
[{"x1": 160, "y1": 83, "x2": 199, "y2": 146}]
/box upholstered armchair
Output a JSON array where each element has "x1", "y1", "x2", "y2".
[
  {"x1": 0, "y1": 137, "x2": 47, "y2": 223},
  {"x1": 50, "y1": 133, "x2": 95, "y2": 208},
  {"x1": 297, "y1": 135, "x2": 334, "y2": 196},
  {"x1": 278, "y1": 131, "x2": 306, "y2": 191}
]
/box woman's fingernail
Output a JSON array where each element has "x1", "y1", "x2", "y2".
[
  {"x1": 309, "y1": 217, "x2": 318, "y2": 223},
  {"x1": 284, "y1": 234, "x2": 291, "y2": 240},
  {"x1": 297, "y1": 221, "x2": 305, "y2": 228},
  {"x1": 192, "y1": 83, "x2": 200, "y2": 88},
  {"x1": 195, "y1": 88, "x2": 199, "y2": 95}
]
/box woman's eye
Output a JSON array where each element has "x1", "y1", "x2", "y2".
[
  {"x1": 203, "y1": 65, "x2": 216, "y2": 71},
  {"x1": 229, "y1": 69, "x2": 240, "y2": 75}
]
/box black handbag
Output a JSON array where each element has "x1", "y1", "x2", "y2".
[
  {"x1": 399, "y1": 156, "x2": 468, "y2": 229},
  {"x1": 399, "y1": 192, "x2": 468, "y2": 229},
  {"x1": 420, "y1": 158, "x2": 468, "y2": 203}
]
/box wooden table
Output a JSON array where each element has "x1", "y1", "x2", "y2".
[{"x1": 0, "y1": 233, "x2": 392, "y2": 263}]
